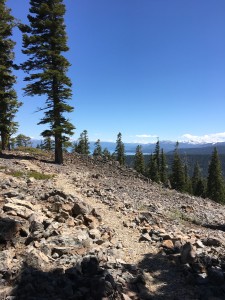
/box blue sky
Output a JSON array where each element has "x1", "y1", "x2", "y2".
[{"x1": 6, "y1": 0, "x2": 225, "y2": 144}]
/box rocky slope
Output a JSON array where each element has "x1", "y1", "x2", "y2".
[{"x1": 0, "y1": 150, "x2": 225, "y2": 300}]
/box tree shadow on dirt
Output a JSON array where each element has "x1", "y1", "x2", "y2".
[
  {"x1": 11, "y1": 257, "x2": 119, "y2": 300},
  {"x1": 4, "y1": 246, "x2": 225, "y2": 299},
  {"x1": 0, "y1": 152, "x2": 35, "y2": 161},
  {"x1": 203, "y1": 223, "x2": 225, "y2": 232},
  {"x1": 121, "y1": 251, "x2": 197, "y2": 300},
  {"x1": 0, "y1": 151, "x2": 55, "y2": 164},
  {"x1": 124, "y1": 249, "x2": 225, "y2": 300}
]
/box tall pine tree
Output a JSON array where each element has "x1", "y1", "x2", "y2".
[
  {"x1": 134, "y1": 145, "x2": 145, "y2": 174},
  {"x1": 42, "y1": 136, "x2": 54, "y2": 151},
  {"x1": 20, "y1": 0, "x2": 74, "y2": 164},
  {"x1": 148, "y1": 154, "x2": 160, "y2": 182},
  {"x1": 184, "y1": 163, "x2": 192, "y2": 193},
  {"x1": 102, "y1": 148, "x2": 111, "y2": 159},
  {"x1": 154, "y1": 139, "x2": 160, "y2": 173},
  {"x1": 192, "y1": 162, "x2": 205, "y2": 197},
  {"x1": 171, "y1": 142, "x2": 186, "y2": 192},
  {"x1": 207, "y1": 148, "x2": 225, "y2": 203},
  {"x1": 74, "y1": 130, "x2": 90, "y2": 155},
  {"x1": 93, "y1": 139, "x2": 102, "y2": 157},
  {"x1": 159, "y1": 149, "x2": 168, "y2": 184},
  {"x1": 115, "y1": 132, "x2": 125, "y2": 165},
  {"x1": 0, "y1": 1, "x2": 21, "y2": 150}
]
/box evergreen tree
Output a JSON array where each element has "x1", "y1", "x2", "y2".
[
  {"x1": 171, "y1": 142, "x2": 186, "y2": 192},
  {"x1": 160, "y1": 149, "x2": 168, "y2": 184},
  {"x1": 207, "y1": 148, "x2": 225, "y2": 203},
  {"x1": 192, "y1": 162, "x2": 205, "y2": 197},
  {"x1": 115, "y1": 132, "x2": 125, "y2": 165},
  {"x1": 15, "y1": 134, "x2": 31, "y2": 147},
  {"x1": 9, "y1": 137, "x2": 16, "y2": 150},
  {"x1": 75, "y1": 130, "x2": 90, "y2": 155},
  {"x1": 93, "y1": 139, "x2": 102, "y2": 157},
  {"x1": 0, "y1": 1, "x2": 21, "y2": 150},
  {"x1": 148, "y1": 140, "x2": 167, "y2": 183},
  {"x1": 102, "y1": 148, "x2": 111, "y2": 159},
  {"x1": 184, "y1": 163, "x2": 192, "y2": 193},
  {"x1": 39, "y1": 140, "x2": 44, "y2": 150},
  {"x1": 20, "y1": 0, "x2": 75, "y2": 164},
  {"x1": 148, "y1": 154, "x2": 160, "y2": 182},
  {"x1": 42, "y1": 136, "x2": 54, "y2": 151},
  {"x1": 62, "y1": 140, "x2": 72, "y2": 152},
  {"x1": 134, "y1": 145, "x2": 145, "y2": 174},
  {"x1": 196, "y1": 179, "x2": 206, "y2": 198},
  {"x1": 154, "y1": 139, "x2": 160, "y2": 173}
]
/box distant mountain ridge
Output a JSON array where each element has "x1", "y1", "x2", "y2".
[
  {"x1": 167, "y1": 142, "x2": 225, "y2": 155},
  {"x1": 30, "y1": 139, "x2": 225, "y2": 155}
]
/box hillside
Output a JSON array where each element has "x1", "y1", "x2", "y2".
[
  {"x1": 126, "y1": 153, "x2": 225, "y2": 178},
  {"x1": 167, "y1": 143, "x2": 225, "y2": 155},
  {"x1": 0, "y1": 150, "x2": 225, "y2": 299}
]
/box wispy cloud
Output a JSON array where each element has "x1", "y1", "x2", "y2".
[
  {"x1": 135, "y1": 134, "x2": 158, "y2": 138},
  {"x1": 181, "y1": 132, "x2": 225, "y2": 144},
  {"x1": 128, "y1": 134, "x2": 159, "y2": 144}
]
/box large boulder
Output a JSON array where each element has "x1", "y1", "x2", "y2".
[{"x1": 71, "y1": 201, "x2": 92, "y2": 217}]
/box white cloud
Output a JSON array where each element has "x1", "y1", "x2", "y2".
[
  {"x1": 181, "y1": 132, "x2": 225, "y2": 144},
  {"x1": 127, "y1": 134, "x2": 159, "y2": 144},
  {"x1": 135, "y1": 134, "x2": 158, "y2": 138}
]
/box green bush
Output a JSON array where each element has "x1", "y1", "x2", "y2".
[
  {"x1": 27, "y1": 170, "x2": 54, "y2": 180},
  {"x1": 8, "y1": 169, "x2": 54, "y2": 180}
]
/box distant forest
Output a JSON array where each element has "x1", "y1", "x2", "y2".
[{"x1": 126, "y1": 154, "x2": 225, "y2": 178}]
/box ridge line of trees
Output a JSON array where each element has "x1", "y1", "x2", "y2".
[{"x1": 72, "y1": 130, "x2": 225, "y2": 204}]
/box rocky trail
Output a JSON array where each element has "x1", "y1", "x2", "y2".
[{"x1": 0, "y1": 151, "x2": 225, "y2": 299}]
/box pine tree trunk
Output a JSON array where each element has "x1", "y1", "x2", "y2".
[
  {"x1": 1, "y1": 132, "x2": 6, "y2": 151},
  {"x1": 55, "y1": 134, "x2": 63, "y2": 164}
]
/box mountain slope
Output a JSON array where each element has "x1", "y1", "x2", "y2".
[
  {"x1": 167, "y1": 142, "x2": 225, "y2": 155},
  {"x1": 0, "y1": 150, "x2": 225, "y2": 299}
]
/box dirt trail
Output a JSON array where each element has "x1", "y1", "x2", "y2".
[
  {"x1": 54, "y1": 171, "x2": 190, "y2": 297},
  {"x1": 6, "y1": 157, "x2": 201, "y2": 300},
  {"x1": 55, "y1": 172, "x2": 153, "y2": 265}
]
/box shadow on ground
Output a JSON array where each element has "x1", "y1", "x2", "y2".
[
  {"x1": 203, "y1": 223, "x2": 225, "y2": 232},
  {"x1": 0, "y1": 217, "x2": 22, "y2": 248},
  {"x1": 0, "y1": 151, "x2": 55, "y2": 164},
  {"x1": 11, "y1": 256, "x2": 119, "y2": 300},
  {"x1": 0, "y1": 216, "x2": 205, "y2": 299},
  {"x1": 5, "y1": 250, "x2": 225, "y2": 300},
  {"x1": 133, "y1": 252, "x2": 196, "y2": 300}
]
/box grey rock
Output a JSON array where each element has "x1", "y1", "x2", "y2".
[
  {"x1": 0, "y1": 218, "x2": 22, "y2": 243},
  {"x1": 202, "y1": 238, "x2": 222, "y2": 247},
  {"x1": 25, "y1": 247, "x2": 50, "y2": 269},
  {"x1": 3, "y1": 191, "x2": 19, "y2": 198},
  {"x1": 0, "y1": 250, "x2": 14, "y2": 270},
  {"x1": 89, "y1": 228, "x2": 101, "y2": 239},
  {"x1": 72, "y1": 201, "x2": 92, "y2": 217},
  {"x1": 181, "y1": 242, "x2": 196, "y2": 264},
  {"x1": 139, "y1": 233, "x2": 151, "y2": 242}
]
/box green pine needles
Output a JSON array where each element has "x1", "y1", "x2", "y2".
[
  {"x1": 207, "y1": 148, "x2": 225, "y2": 203},
  {"x1": 134, "y1": 145, "x2": 145, "y2": 174},
  {"x1": 0, "y1": 0, "x2": 22, "y2": 151},
  {"x1": 20, "y1": 0, "x2": 75, "y2": 164},
  {"x1": 115, "y1": 132, "x2": 125, "y2": 165}
]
